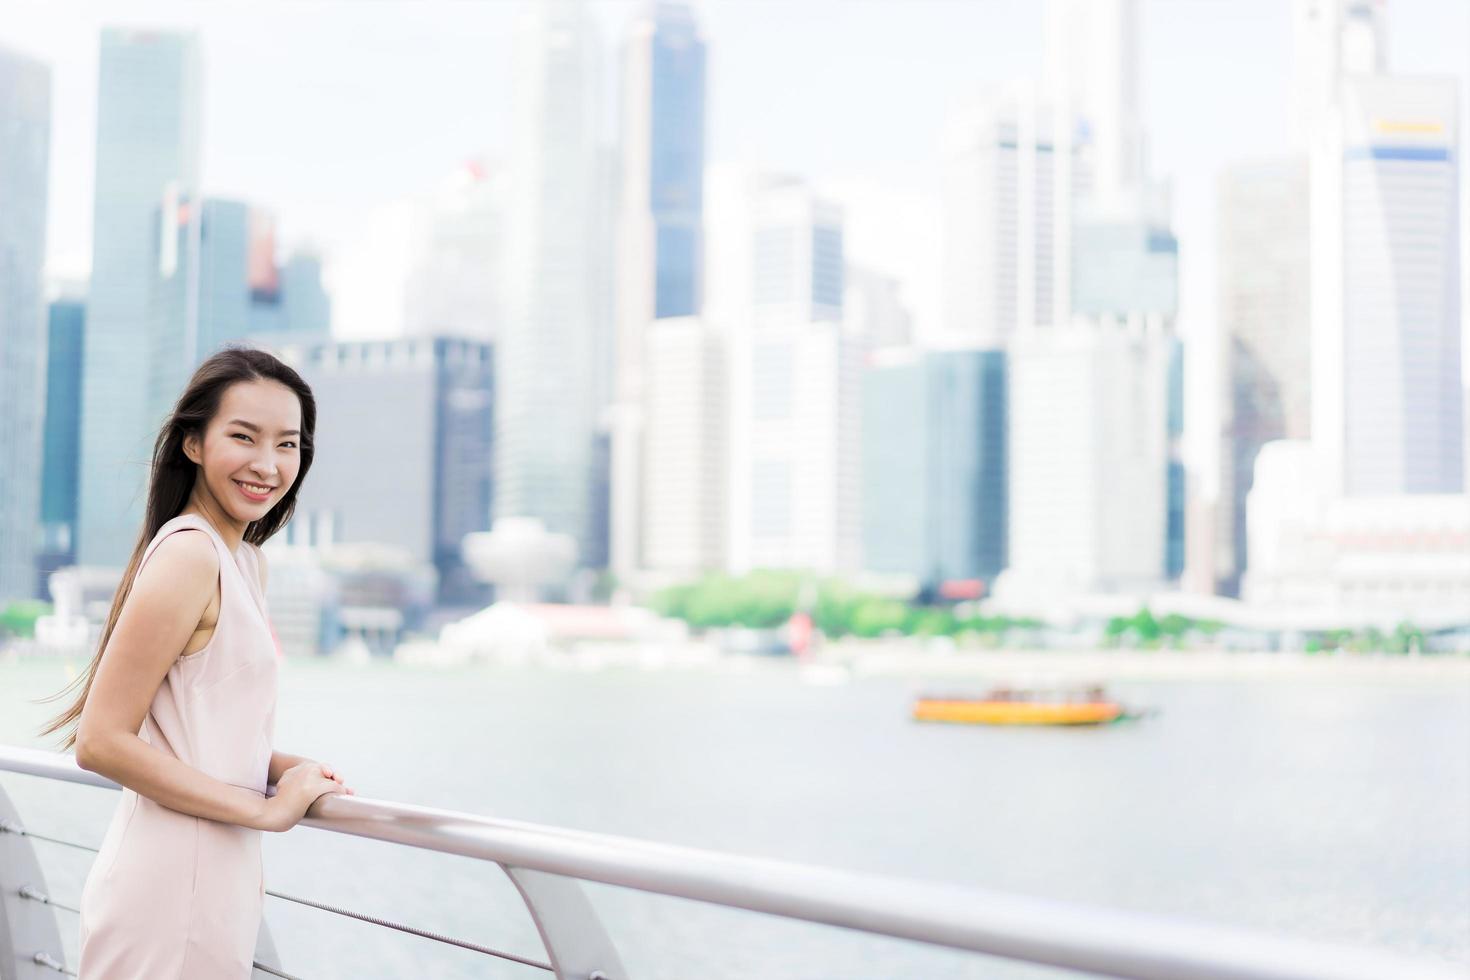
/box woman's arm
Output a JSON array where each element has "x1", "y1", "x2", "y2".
[{"x1": 74, "y1": 530, "x2": 273, "y2": 830}]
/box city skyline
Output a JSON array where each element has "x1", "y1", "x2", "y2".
[
  {"x1": 0, "y1": 0, "x2": 1465, "y2": 610},
  {"x1": 6, "y1": 0, "x2": 1468, "y2": 504}
]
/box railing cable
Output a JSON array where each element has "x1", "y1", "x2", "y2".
[
  {"x1": 19, "y1": 884, "x2": 80, "y2": 915},
  {"x1": 3, "y1": 821, "x2": 549, "y2": 973},
  {"x1": 265, "y1": 888, "x2": 553, "y2": 972},
  {"x1": 0, "y1": 819, "x2": 99, "y2": 853}
]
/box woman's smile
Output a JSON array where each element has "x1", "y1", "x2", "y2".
[{"x1": 233, "y1": 479, "x2": 275, "y2": 502}]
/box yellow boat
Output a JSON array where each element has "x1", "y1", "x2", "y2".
[{"x1": 913, "y1": 686, "x2": 1140, "y2": 726}]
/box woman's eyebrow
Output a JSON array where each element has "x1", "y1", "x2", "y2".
[{"x1": 227, "y1": 418, "x2": 301, "y2": 437}]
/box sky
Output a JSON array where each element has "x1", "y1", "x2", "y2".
[{"x1": 3, "y1": 0, "x2": 1468, "y2": 493}]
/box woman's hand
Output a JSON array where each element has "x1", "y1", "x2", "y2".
[
  {"x1": 258, "y1": 760, "x2": 349, "y2": 832},
  {"x1": 318, "y1": 760, "x2": 355, "y2": 798}
]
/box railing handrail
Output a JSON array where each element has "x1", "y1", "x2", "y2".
[{"x1": 1, "y1": 743, "x2": 1461, "y2": 980}]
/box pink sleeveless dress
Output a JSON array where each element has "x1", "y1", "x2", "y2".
[{"x1": 78, "y1": 512, "x2": 279, "y2": 979}]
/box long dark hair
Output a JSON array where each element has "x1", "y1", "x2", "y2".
[{"x1": 35, "y1": 345, "x2": 317, "y2": 751}]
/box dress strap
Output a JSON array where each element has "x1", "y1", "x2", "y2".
[{"x1": 137, "y1": 513, "x2": 232, "y2": 574}]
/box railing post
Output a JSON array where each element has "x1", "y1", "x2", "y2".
[
  {"x1": 502, "y1": 865, "x2": 626, "y2": 980},
  {"x1": 0, "y1": 785, "x2": 67, "y2": 980}
]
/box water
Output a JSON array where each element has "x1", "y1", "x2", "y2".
[{"x1": 3, "y1": 653, "x2": 1468, "y2": 978}]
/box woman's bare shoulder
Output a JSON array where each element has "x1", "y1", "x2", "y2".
[{"x1": 139, "y1": 528, "x2": 220, "y2": 595}]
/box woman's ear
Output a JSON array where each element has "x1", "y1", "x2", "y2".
[{"x1": 182, "y1": 431, "x2": 201, "y2": 466}]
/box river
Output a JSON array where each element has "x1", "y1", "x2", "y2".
[{"x1": 3, "y1": 652, "x2": 1467, "y2": 978}]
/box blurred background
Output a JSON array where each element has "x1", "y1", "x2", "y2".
[{"x1": 1, "y1": 1, "x2": 1468, "y2": 978}]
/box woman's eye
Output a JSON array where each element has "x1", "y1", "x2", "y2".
[{"x1": 233, "y1": 433, "x2": 295, "y2": 449}]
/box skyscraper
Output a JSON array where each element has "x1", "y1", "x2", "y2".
[
  {"x1": 196, "y1": 198, "x2": 333, "y2": 352},
  {"x1": 78, "y1": 29, "x2": 202, "y2": 567},
  {"x1": 1215, "y1": 157, "x2": 1312, "y2": 596},
  {"x1": 729, "y1": 180, "x2": 861, "y2": 575},
  {"x1": 751, "y1": 177, "x2": 844, "y2": 325},
  {"x1": 862, "y1": 349, "x2": 1007, "y2": 590},
  {"x1": 278, "y1": 251, "x2": 332, "y2": 339},
  {"x1": 0, "y1": 44, "x2": 51, "y2": 601},
  {"x1": 1044, "y1": 0, "x2": 1143, "y2": 205},
  {"x1": 1316, "y1": 75, "x2": 1463, "y2": 495},
  {"x1": 1000, "y1": 317, "x2": 1173, "y2": 597},
  {"x1": 641, "y1": 316, "x2": 726, "y2": 576},
  {"x1": 403, "y1": 161, "x2": 506, "y2": 343},
  {"x1": 196, "y1": 199, "x2": 253, "y2": 354},
  {"x1": 38, "y1": 289, "x2": 87, "y2": 597},
  {"x1": 941, "y1": 84, "x2": 1084, "y2": 344},
  {"x1": 1302, "y1": 0, "x2": 1463, "y2": 496},
  {"x1": 844, "y1": 265, "x2": 914, "y2": 349},
  {"x1": 498, "y1": 0, "x2": 608, "y2": 570},
  {"x1": 611, "y1": 1, "x2": 707, "y2": 580},
  {"x1": 280, "y1": 337, "x2": 494, "y2": 607}
]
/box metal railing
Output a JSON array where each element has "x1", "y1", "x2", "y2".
[{"x1": 0, "y1": 743, "x2": 1462, "y2": 980}]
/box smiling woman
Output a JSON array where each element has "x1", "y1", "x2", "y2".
[{"x1": 31, "y1": 345, "x2": 354, "y2": 980}]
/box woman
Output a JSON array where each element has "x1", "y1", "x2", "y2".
[{"x1": 37, "y1": 345, "x2": 354, "y2": 979}]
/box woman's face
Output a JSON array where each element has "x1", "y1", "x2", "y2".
[{"x1": 185, "y1": 379, "x2": 304, "y2": 525}]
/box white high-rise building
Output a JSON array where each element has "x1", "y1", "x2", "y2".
[
  {"x1": 941, "y1": 83, "x2": 1084, "y2": 344},
  {"x1": 751, "y1": 177, "x2": 844, "y2": 326},
  {"x1": 610, "y1": 2, "x2": 707, "y2": 580},
  {"x1": 1044, "y1": 0, "x2": 1142, "y2": 206},
  {"x1": 641, "y1": 316, "x2": 726, "y2": 576},
  {"x1": 844, "y1": 264, "x2": 913, "y2": 349},
  {"x1": 730, "y1": 321, "x2": 863, "y2": 576},
  {"x1": 497, "y1": 0, "x2": 609, "y2": 567},
  {"x1": 1303, "y1": 0, "x2": 1463, "y2": 496},
  {"x1": 944, "y1": 0, "x2": 1148, "y2": 347},
  {"x1": 1313, "y1": 75, "x2": 1462, "y2": 495},
  {"x1": 998, "y1": 317, "x2": 1173, "y2": 597},
  {"x1": 0, "y1": 45, "x2": 50, "y2": 601},
  {"x1": 728, "y1": 180, "x2": 861, "y2": 574},
  {"x1": 1291, "y1": 0, "x2": 1387, "y2": 147},
  {"x1": 404, "y1": 161, "x2": 508, "y2": 343}
]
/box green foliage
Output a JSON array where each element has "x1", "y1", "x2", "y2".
[
  {"x1": 848, "y1": 599, "x2": 910, "y2": 637},
  {"x1": 1303, "y1": 623, "x2": 1427, "y2": 654},
  {"x1": 652, "y1": 571, "x2": 979, "y2": 639},
  {"x1": 812, "y1": 579, "x2": 864, "y2": 636},
  {"x1": 0, "y1": 600, "x2": 51, "y2": 639},
  {"x1": 1105, "y1": 607, "x2": 1223, "y2": 649},
  {"x1": 647, "y1": 582, "x2": 1447, "y2": 655},
  {"x1": 1390, "y1": 621, "x2": 1425, "y2": 655},
  {"x1": 649, "y1": 570, "x2": 800, "y2": 630},
  {"x1": 906, "y1": 606, "x2": 956, "y2": 637}
]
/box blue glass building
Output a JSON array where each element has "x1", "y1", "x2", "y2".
[
  {"x1": 647, "y1": 3, "x2": 706, "y2": 318},
  {"x1": 77, "y1": 29, "x2": 202, "y2": 567},
  {"x1": 862, "y1": 350, "x2": 1008, "y2": 589},
  {"x1": 37, "y1": 297, "x2": 86, "y2": 596},
  {"x1": 195, "y1": 199, "x2": 333, "y2": 357}
]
